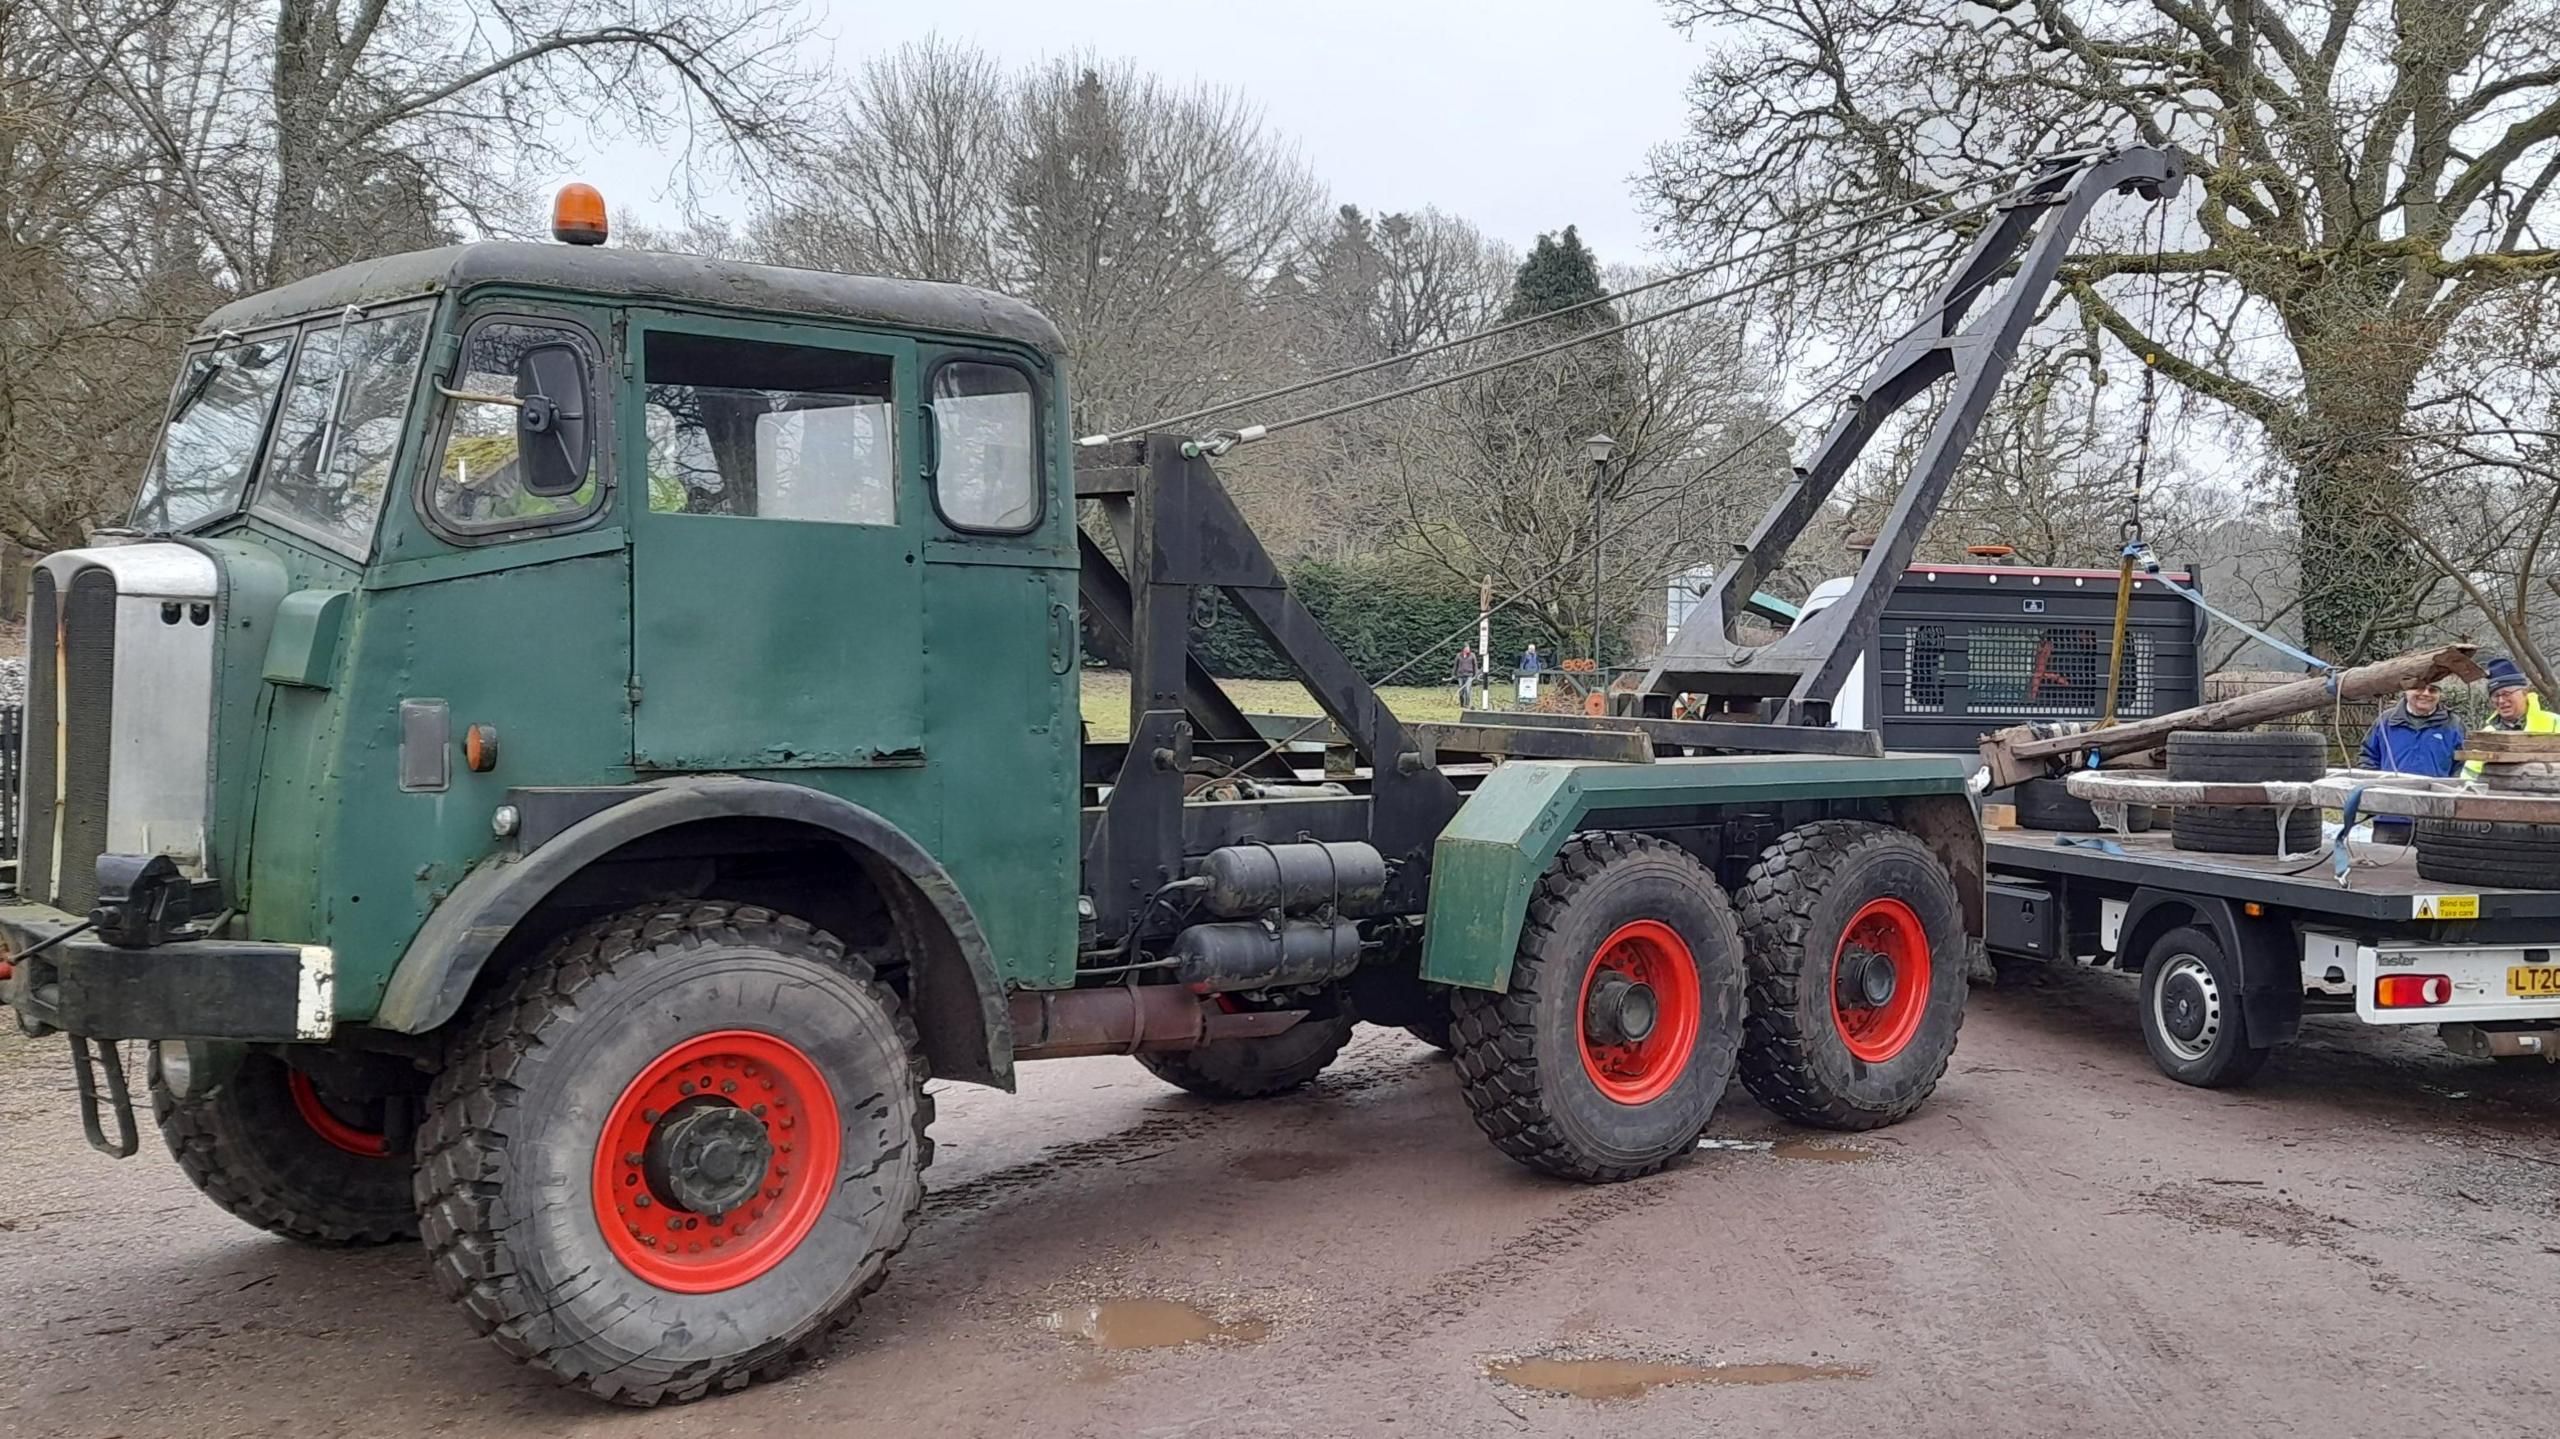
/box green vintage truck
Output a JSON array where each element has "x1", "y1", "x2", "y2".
[{"x1": 0, "y1": 156, "x2": 2188, "y2": 1400}]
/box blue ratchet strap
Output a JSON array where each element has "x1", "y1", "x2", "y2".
[
  {"x1": 2056, "y1": 834, "x2": 2129, "y2": 856},
  {"x1": 2142, "y1": 558, "x2": 2336, "y2": 676},
  {"x1": 2329, "y1": 785, "x2": 2366, "y2": 883}
]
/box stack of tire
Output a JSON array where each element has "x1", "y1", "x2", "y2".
[
  {"x1": 2165, "y1": 730, "x2": 2324, "y2": 855},
  {"x1": 2414, "y1": 756, "x2": 2560, "y2": 887}
]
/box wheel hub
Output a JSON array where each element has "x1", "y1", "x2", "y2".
[
  {"x1": 644, "y1": 1100, "x2": 773, "y2": 1215},
  {"x1": 593, "y1": 1030, "x2": 841, "y2": 1294},
  {"x1": 1574, "y1": 919, "x2": 1704, "y2": 1107},
  {"x1": 1830, "y1": 898, "x2": 1931, "y2": 1064},
  {"x1": 1583, "y1": 972, "x2": 1661, "y2": 1046},
  {"x1": 2161, "y1": 973, "x2": 2209, "y2": 1043},
  {"x1": 1835, "y1": 944, "x2": 1899, "y2": 1011}
]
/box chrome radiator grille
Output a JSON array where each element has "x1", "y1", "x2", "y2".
[{"x1": 18, "y1": 566, "x2": 122, "y2": 915}]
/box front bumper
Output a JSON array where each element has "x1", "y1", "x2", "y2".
[{"x1": 0, "y1": 900, "x2": 332, "y2": 1041}]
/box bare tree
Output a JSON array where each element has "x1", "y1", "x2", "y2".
[
  {"x1": 0, "y1": 0, "x2": 218, "y2": 559},
  {"x1": 749, "y1": 38, "x2": 1012, "y2": 286},
  {"x1": 1647, "y1": 0, "x2": 2560, "y2": 665},
  {"x1": 1381, "y1": 284, "x2": 1791, "y2": 657},
  {"x1": 54, "y1": 0, "x2": 817, "y2": 287}
]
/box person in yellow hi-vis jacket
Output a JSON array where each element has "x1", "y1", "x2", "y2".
[{"x1": 2465, "y1": 657, "x2": 2558, "y2": 776}]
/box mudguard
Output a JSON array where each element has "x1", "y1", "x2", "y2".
[
  {"x1": 373, "y1": 776, "x2": 1016, "y2": 1085},
  {"x1": 1419, "y1": 754, "x2": 1977, "y2": 991},
  {"x1": 2119, "y1": 888, "x2": 2302, "y2": 1046}
]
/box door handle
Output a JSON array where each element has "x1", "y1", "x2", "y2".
[{"x1": 1049, "y1": 598, "x2": 1077, "y2": 675}]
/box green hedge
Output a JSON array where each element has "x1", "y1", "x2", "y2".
[{"x1": 1192, "y1": 559, "x2": 1557, "y2": 682}]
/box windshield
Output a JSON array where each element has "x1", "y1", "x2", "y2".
[
  {"x1": 130, "y1": 334, "x2": 296, "y2": 533},
  {"x1": 254, "y1": 309, "x2": 430, "y2": 554}
]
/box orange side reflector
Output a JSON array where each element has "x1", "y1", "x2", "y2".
[
  {"x1": 464, "y1": 724, "x2": 500, "y2": 773},
  {"x1": 2243, "y1": 902, "x2": 2264, "y2": 917},
  {"x1": 553, "y1": 183, "x2": 609, "y2": 246}
]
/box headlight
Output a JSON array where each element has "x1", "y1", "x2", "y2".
[{"x1": 155, "y1": 1039, "x2": 196, "y2": 1098}]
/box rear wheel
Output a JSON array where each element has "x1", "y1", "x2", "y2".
[
  {"x1": 417, "y1": 902, "x2": 929, "y2": 1406},
  {"x1": 1403, "y1": 1013, "x2": 1456, "y2": 1052},
  {"x1": 1450, "y1": 832, "x2": 1746, "y2": 1183},
  {"x1": 1736, "y1": 821, "x2": 1967, "y2": 1130},
  {"x1": 152, "y1": 1051, "x2": 418, "y2": 1245},
  {"x1": 1136, "y1": 1005, "x2": 1357, "y2": 1098},
  {"x1": 2138, "y1": 926, "x2": 2269, "y2": 1087}
]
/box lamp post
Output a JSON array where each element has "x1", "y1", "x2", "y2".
[{"x1": 1583, "y1": 432, "x2": 1616, "y2": 673}]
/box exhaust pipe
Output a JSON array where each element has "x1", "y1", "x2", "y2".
[{"x1": 1010, "y1": 986, "x2": 1305, "y2": 1061}]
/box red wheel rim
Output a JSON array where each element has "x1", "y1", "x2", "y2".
[
  {"x1": 1831, "y1": 897, "x2": 1930, "y2": 1063},
  {"x1": 1575, "y1": 919, "x2": 1702, "y2": 1105},
  {"x1": 592, "y1": 1030, "x2": 840, "y2": 1294},
  {"x1": 286, "y1": 1069, "x2": 390, "y2": 1158}
]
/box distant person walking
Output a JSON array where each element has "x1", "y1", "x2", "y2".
[
  {"x1": 1453, "y1": 644, "x2": 1480, "y2": 708},
  {"x1": 1516, "y1": 643, "x2": 1543, "y2": 708}
]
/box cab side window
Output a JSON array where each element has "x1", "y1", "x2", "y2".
[
  {"x1": 429, "y1": 319, "x2": 602, "y2": 533},
  {"x1": 643, "y1": 332, "x2": 897, "y2": 525},
  {"x1": 929, "y1": 361, "x2": 1040, "y2": 532}
]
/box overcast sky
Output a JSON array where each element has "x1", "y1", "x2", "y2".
[{"x1": 569, "y1": 0, "x2": 1711, "y2": 267}]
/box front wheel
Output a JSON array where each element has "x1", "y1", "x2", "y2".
[
  {"x1": 417, "y1": 903, "x2": 931, "y2": 1406},
  {"x1": 2138, "y1": 926, "x2": 2270, "y2": 1087},
  {"x1": 152, "y1": 1051, "x2": 418, "y2": 1245},
  {"x1": 1736, "y1": 821, "x2": 1967, "y2": 1130},
  {"x1": 1451, "y1": 831, "x2": 1746, "y2": 1183}
]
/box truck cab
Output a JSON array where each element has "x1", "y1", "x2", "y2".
[{"x1": 3, "y1": 242, "x2": 1081, "y2": 1079}]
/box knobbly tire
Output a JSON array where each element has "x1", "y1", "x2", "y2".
[
  {"x1": 417, "y1": 902, "x2": 931, "y2": 1406},
  {"x1": 1736, "y1": 820, "x2": 1967, "y2": 1131},
  {"x1": 1138, "y1": 1008, "x2": 1358, "y2": 1098},
  {"x1": 2137, "y1": 925, "x2": 2270, "y2": 1087},
  {"x1": 151, "y1": 1051, "x2": 417, "y2": 1245},
  {"x1": 1450, "y1": 831, "x2": 1746, "y2": 1183},
  {"x1": 1403, "y1": 1011, "x2": 1457, "y2": 1053}
]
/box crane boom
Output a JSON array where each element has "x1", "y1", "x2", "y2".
[{"x1": 1642, "y1": 145, "x2": 2188, "y2": 723}]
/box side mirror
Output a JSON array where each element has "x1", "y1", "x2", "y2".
[{"x1": 515, "y1": 342, "x2": 592, "y2": 496}]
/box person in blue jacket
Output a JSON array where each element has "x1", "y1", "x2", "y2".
[{"x1": 2359, "y1": 681, "x2": 2465, "y2": 777}]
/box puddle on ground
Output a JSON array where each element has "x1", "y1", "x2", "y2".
[
  {"x1": 1487, "y1": 1356, "x2": 1869, "y2": 1401},
  {"x1": 1696, "y1": 1136, "x2": 1874, "y2": 1163},
  {"x1": 1042, "y1": 1299, "x2": 1270, "y2": 1351},
  {"x1": 1768, "y1": 1138, "x2": 1874, "y2": 1164},
  {"x1": 1233, "y1": 1150, "x2": 1351, "y2": 1181}
]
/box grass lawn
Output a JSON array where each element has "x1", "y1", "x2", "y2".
[{"x1": 1077, "y1": 669, "x2": 1471, "y2": 739}]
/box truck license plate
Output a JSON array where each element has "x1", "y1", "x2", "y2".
[{"x1": 2508, "y1": 967, "x2": 2560, "y2": 999}]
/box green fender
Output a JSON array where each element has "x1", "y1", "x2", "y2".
[{"x1": 1417, "y1": 753, "x2": 1977, "y2": 992}]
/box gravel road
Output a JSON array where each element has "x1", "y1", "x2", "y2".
[{"x1": 3, "y1": 964, "x2": 2555, "y2": 1438}]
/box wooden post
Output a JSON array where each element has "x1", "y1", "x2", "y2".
[{"x1": 1977, "y1": 644, "x2": 2485, "y2": 788}]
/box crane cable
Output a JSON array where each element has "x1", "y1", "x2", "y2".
[
  {"x1": 2098, "y1": 202, "x2": 2168, "y2": 731},
  {"x1": 1076, "y1": 167, "x2": 2049, "y2": 450}
]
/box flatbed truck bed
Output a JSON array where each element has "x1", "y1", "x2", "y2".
[{"x1": 1982, "y1": 824, "x2": 2560, "y2": 1084}]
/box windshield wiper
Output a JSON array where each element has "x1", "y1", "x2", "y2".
[
  {"x1": 168, "y1": 329, "x2": 247, "y2": 424},
  {"x1": 168, "y1": 355, "x2": 224, "y2": 424}
]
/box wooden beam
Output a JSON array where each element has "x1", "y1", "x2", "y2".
[{"x1": 1978, "y1": 644, "x2": 2484, "y2": 788}]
